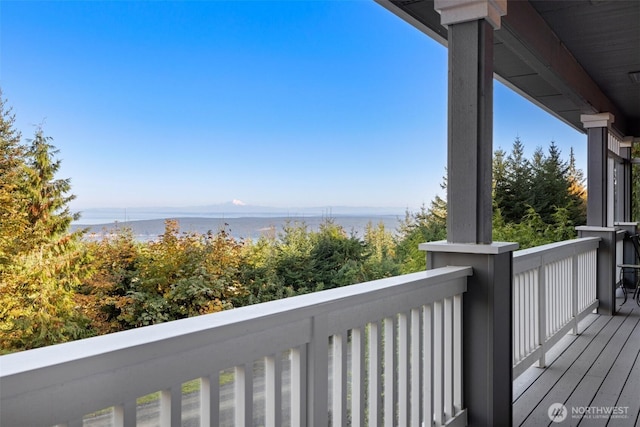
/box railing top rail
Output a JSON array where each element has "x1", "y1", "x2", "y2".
[
  {"x1": 513, "y1": 237, "x2": 600, "y2": 274},
  {"x1": 1, "y1": 265, "x2": 471, "y2": 383}
]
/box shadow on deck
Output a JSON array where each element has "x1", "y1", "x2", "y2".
[{"x1": 514, "y1": 298, "x2": 640, "y2": 426}]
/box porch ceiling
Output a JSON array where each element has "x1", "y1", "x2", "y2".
[{"x1": 377, "y1": 0, "x2": 640, "y2": 137}]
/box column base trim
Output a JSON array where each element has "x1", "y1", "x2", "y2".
[{"x1": 419, "y1": 240, "x2": 519, "y2": 254}]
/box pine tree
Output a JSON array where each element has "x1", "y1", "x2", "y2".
[
  {"x1": 0, "y1": 90, "x2": 27, "y2": 266},
  {"x1": 494, "y1": 138, "x2": 533, "y2": 223},
  {"x1": 395, "y1": 176, "x2": 447, "y2": 273},
  {"x1": 24, "y1": 130, "x2": 80, "y2": 241},
  {"x1": 363, "y1": 221, "x2": 399, "y2": 279},
  {"x1": 493, "y1": 147, "x2": 507, "y2": 201},
  {"x1": 0, "y1": 126, "x2": 92, "y2": 352},
  {"x1": 567, "y1": 147, "x2": 587, "y2": 225},
  {"x1": 529, "y1": 142, "x2": 572, "y2": 224}
]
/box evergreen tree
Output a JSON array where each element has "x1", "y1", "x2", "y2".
[
  {"x1": 494, "y1": 138, "x2": 533, "y2": 223},
  {"x1": 362, "y1": 221, "x2": 400, "y2": 279},
  {"x1": 0, "y1": 127, "x2": 91, "y2": 352},
  {"x1": 308, "y1": 220, "x2": 368, "y2": 290},
  {"x1": 395, "y1": 186, "x2": 447, "y2": 274},
  {"x1": 274, "y1": 221, "x2": 316, "y2": 294},
  {"x1": 506, "y1": 138, "x2": 533, "y2": 221},
  {"x1": 237, "y1": 232, "x2": 292, "y2": 306},
  {"x1": 493, "y1": 147, "x2": 507, "y2": 204},
  {"x1": 24, "y1": 130, "x2": 79, "y2": 239},
  {"x1": 0, "y1": 90, "x2": 27, "y2": 266},
  {"x1": 529, "y1": 142, "x2": 571, "y2": 224},
  {"x1": 567, "y1": 147, "x2": 587, "y2": 225}
]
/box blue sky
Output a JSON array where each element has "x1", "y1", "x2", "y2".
[{"x1": 1, "y1": 1, "x2": 586, "y2": 212}]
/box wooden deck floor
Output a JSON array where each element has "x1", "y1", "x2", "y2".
[{"x1": 514, "y1": 298, "x2": 640, "y2": 426}]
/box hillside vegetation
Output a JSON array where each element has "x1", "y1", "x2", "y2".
[{"x1": 1, "y1": 91, "x2": 587, "y2": 353}]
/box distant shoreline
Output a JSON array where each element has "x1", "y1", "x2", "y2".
[
  {"x1": 72, "y1": 204, "x2": 408, "y2": 224},
  {"x1": 72, "y1": 215, "x2": 403, "y2": 241}
]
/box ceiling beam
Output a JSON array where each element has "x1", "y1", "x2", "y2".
[
  {"x1": 497, "y1": 0, "x2": 628, "y2": 136},
  {"x1": 377, "y1": 0, "x2": 632, "y2": 136}
]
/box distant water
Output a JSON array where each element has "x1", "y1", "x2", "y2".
[
  {"x1": 73, "y1": 209, "x2": 301, "y2": 225},
  {"x1": 72, "y1": 215, "x2": 403, "y2": 242}
]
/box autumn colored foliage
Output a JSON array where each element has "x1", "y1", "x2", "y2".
[
  {"x1": 0, "y1": 91, "x2": 587, "y2": 353},
  {"x1": 0, "y1": 93, "x2": 92, "y2": 351}
]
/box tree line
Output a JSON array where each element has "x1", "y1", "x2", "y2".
[{"x1": 0, "y1": 92, "x2": 586, "y2": 353}]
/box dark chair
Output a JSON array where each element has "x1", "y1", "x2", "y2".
[{"x1": 617, "y1": 233, "x2": 640, "y2": 306}]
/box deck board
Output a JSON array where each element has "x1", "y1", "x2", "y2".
[
  {"x1": 513, "y1": 302, "x2": 640, "y2": 426},
  {"x1": 513, "y1": 315, "x2": 610, "y2": 425},
  {"x1": 611, "y1": 334, "x2": 640, "y2": 427},
  {"x1": 580, "y1": 314, "x2": 640, "y2": 427}
]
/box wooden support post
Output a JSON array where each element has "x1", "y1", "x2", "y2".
[
  {"x1": 423, "y1": 242, "x2": 517, "y2": 426},
  {"x1": 429, "y1": 1, "x2": 512, "y2": 424},
  {"x1": 576, "y1": 226, "x2": 618, "y2": 315},
  {"x1": 582, "y1": 113, "x2": 615, "y2": 227},
  {"x1": 446, "y1": 18, "x2": 495, "y2": 244}
]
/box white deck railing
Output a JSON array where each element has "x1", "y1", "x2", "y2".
[
  {"x1": 1, "y1": 266, "x2": 471, "y2": 427},
  {"x1": 512, "y1": 237, "x2": 600, "y2": 378}
]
